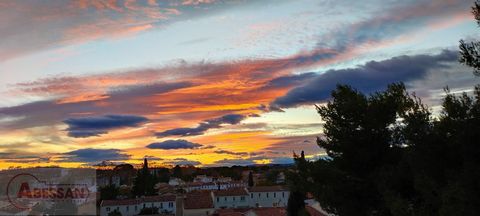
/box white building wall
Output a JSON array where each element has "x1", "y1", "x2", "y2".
[
  {"x1": 100, "y1": 201, "x2": 176, "y2": 216},
  {"x1": 214, "y1": 195, "x2": 249, "y2": 209},
  {"x1": 143, "y1": 201, "x2": 176, "y2": 214},
  {"x1": 100, "y1": 204, "x2": 141, "y2": 216},
  {"x1": 248, "y1": 191, "x2": 289, "y2": 208}
]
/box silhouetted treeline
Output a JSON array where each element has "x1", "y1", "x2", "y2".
[
  {"x1": 287, "y1": 2, "x2": 480, "y2": 215},
  {"x1": 288, "y1": 83, "x2": 480, "y2": 216}
]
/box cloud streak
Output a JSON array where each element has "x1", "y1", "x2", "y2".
[
  {"x1": 60, "y1": 148, "x2": 130, "y2": 163},
  {"x1": 0, "y1": 0, "x2": 245, "y2": 61},
  {"x1": 146, "y1": 139, "x2": 203, "y2": 150},
  {"x1": 156, "y1": 114, "x2": 246, "y2": 137},
  {"x1": 64, "y1": 114, "x2": 148, "y2": 138},
  {"x1": 271, "y1": 49, "x2": 458, "y2": 108}
]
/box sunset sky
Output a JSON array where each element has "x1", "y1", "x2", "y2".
[{"x1": 0, "y1": 0, "x2": 479, "y2": 169}]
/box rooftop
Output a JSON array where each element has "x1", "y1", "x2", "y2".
[
  {"x1": 213, "y1": 188, "x2": 248, "y2": 196},
  {"x1": 213, "y1": 207, "x2": 287, "y2": 216},
  {"x1": 253, "y1": 207, "x2": 287, "y2": 216},
  {"x1": 101, "y1": 199, "x2": 139, "y2": 207},
  {"x1": 101, "y1": 195, "x2": 176, "y2": 207},
  {"x1": 248, "y1": 186, "x2": 288, "y2": 192},
  {"x1": 143, "y1": 195, "x2": 176, "y2": 202},
  {"x1": 183, "y1": 191, "x2": 214, "y2": 209}
]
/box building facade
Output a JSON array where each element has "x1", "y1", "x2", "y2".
[
  {"x1": 100, "y1": 195, "x2": 176, "y2": 216},
  {"x1": 213, "y1": 188, "x2": 249, "y2": 209},
  {"x1": 248, "y1": 186, "x2": 290, "y2": 208}
]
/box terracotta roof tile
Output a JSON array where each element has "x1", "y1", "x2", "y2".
[
  {"x1": 101, "y1": 199, "x2": 139, "y2": 206},
  {"x1": 143, "y1": 195, "x2": 176, "y2": 202},
  {"x1": 184, "y1": 191, "x2": 214, "y2": 209},
  {"x1": 254, "y1": 207, "x2": 287, "y2": 216},
  {"x1": 248, "y1": 186, "x2": 288, "y2": 192},
  {"x1": 214, "y1": 207, "x2": 287, "y2": 216},
  {"x1": 213, "y1": 188, "x2": 248, "y2": 196}
]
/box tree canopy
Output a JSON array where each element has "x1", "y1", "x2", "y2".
[
  {"x1": 288, "y1": 1, "x2": 480, "y2": 214},
  {"x1": 289, "y1": 82, "x2": 480, "y2": 216},
  {"x1": 459, "y1": 0, "x2": 480, "y2": 76}
]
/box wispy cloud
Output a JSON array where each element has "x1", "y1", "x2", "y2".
[
  {"x1": 146, "y1": 139, "x2": 203, "y2": 150},
  {"x1": 156, "y1": 114, "x2": 246, "y2": 137},
  {"x1": 0, "y1": 0, "x2": 243, "y2": 61},
  {"x1": 214, "y1": 149, "x2": 249, "y2": 156}
]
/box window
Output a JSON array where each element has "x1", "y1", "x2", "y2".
[
  {"x1": 143, "y1": 203, "x2": 146, "y2": 208},
  {"x1": 233, "y1": 197, "x2": 236, "y2": 201},
  {"x1": 224, "y1": 197, "x2": 227, "y2": 201},
  {"x1": 217, "y1": 197, "x2": 219, "y2": 202},
  {"x1": 250, "y1": 193, "x2": 253, "y2": 198},
  {"x1": 151, "y1": 203, "x2": 154, "y2": 207},
  {"x1": 274, "y1": 192, "x2": 276, "y2": 198},
  {"x1": 258, "y1": 193, "x2": 261, "y2": 198},
  {"x1": 106, "y1": 207, "x2": 110, "y2": 212},
  {"x1": 169, "y1": 202, "x2": 173, "y2": 207},
  {"x1": 161, "y1": 203, "x2": 163, "y2": 208},
  {"x1": 267, "y1": 193, "x2": 269, "y2": 198},
  {"x1": 282, "y1": 192, "x2": 285, "y2": 198},
  {"x1": 241, "y1": 196, "x2": 245, "y2": 201},
  {"x1": 135, "y1": 206, "x2": 138, "y2": 211},
  {"x1": 126, "y1": 206, "x2": 129, "y2": 211}
]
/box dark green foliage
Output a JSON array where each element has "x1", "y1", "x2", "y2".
[
  {"x1": 459, "y1": 0, "x2": 480, "y2": 76},
  {"x1": 287, "y1": 151, "x2": 308, "y2": 216},
  {"x1": 287, "y1": 191, "x2": 308, "y2": 216},
  {"x1": 156, "y1": 167, "x2": 171, "y2": 183},
  {"x1": 248, "y1": 171, "x2": 254, "y2": 187},
  {"x1": 139, "y1": 207, "x2": 159, "y2": 215},
  {"x1": 289, "y1": 83, "x2": 480, "y2": 216},
  {"x1": 108, "y1": 209, "x2": 122, "y2": 216},
  {"x1": 264, "y1": 169, "x2": 280, "y2": 185},
  {"x1": 172, "y1": 165, "x2": 182, "y2": 178},
  {"x1": 100, "y1": 185, "x2": 119, "y2": 201},
  {"x1": 214, "y1": 166, "x2": 243, "y2": 180},
  {"x1": 133, "y1": 159, "x2": 158, "y2": 196}
]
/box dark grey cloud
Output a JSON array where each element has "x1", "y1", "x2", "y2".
[
  {"x1": 156, "y1": 114, "x2": 246, "y2": 137},
  {"x1": 214, "y1": 158, "x2": 256, "y2": 167},
  {"x1": 146, "y1": 139, "x2": 203, "y2": 150},
  {"x1": 63, "y1": 114, "x2": 148, "y2": 138},
  {"x1": 201, "y1": 145, "x2": 215, "y2": 149},
  {"x1": 167, "y1": 158, "x2": 202, "y2": 166},
  {"x1": 60, "y1": 148, "x2": 130, "y2": 163},
  {"x1": 260, "y1": 72, "x2": 316, "y2": 90},
  {"x1": 0, "y1": 151, "x2": 51, "y2": 163},
  {"x1": 213, "y1": 156, "x2": 294, "y2": 167},
  {"x1": 214, "y1": 149, "x2": 249, "y2": 156},
  {"x1": 107, "y1": 82, "x2": 192, "y2": 100},
  {"x1": 142, "y1": 155, "x2": 164, "y2": 161},
  {"x1": 271, "y1": 50, "x2": 458, "y2": 109}
]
